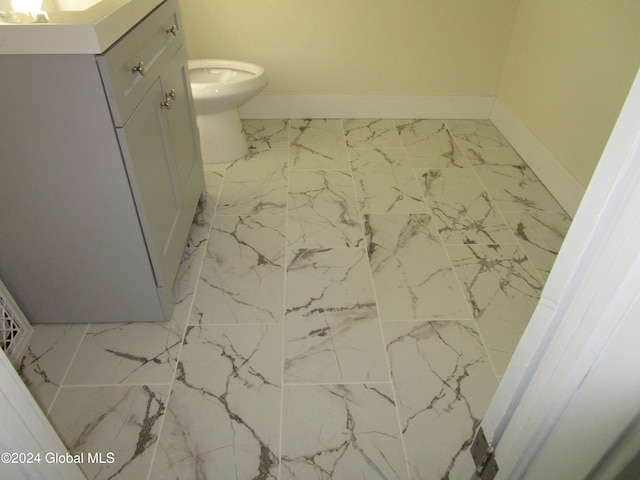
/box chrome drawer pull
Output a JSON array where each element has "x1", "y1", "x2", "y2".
[
  {"x1": 161, "y1": 90, "x2": 176, "y2": 109},
  {"x1": 132, "y1": 61, "x2": 146, "y2": 76},
  {"x1": 167, "y1": 25, "x2": 178, "y2": 36}
]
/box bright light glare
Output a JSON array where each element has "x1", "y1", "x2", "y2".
[{"x1": 11, "y1": 0, "x2": 43, "y2": 13}]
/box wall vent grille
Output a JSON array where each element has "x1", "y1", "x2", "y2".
[{"x1": 1, "y1": 279, "x2": 33, "y2": 367}]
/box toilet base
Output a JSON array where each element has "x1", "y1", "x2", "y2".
[{"x1": 196, "y1": 108, "x2": 248, "y2": 164}]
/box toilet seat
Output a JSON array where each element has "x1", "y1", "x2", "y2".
[{"x1": 189, "y1": 68, "x2": 255, "y2": 84}]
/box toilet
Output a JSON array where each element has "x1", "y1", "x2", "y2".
[{"x1": 188, "y1": 59, "x2": 268, "y2": 164}]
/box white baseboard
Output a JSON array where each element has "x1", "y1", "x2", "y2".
[
  {"x1": 490, "y1": 100, "x2": 584, "y2": 217},
  {"x1": 239, "y1": 95, "x2": 495, "y2": 120},
  {"x1": 238, "y1": 94, "x2": 583, "y2": 217}
]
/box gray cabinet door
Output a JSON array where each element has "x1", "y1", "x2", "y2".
[
  {"x1": 161, "y1": 44, "x2": 205, "y2": 212},
  {"x1": 118, "y1": 78, "x2": 184, "y2": 291}
]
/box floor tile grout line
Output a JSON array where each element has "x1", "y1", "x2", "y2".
[
  {"x1": 158, "y1": 125, "x2": 288, "y2": 477},
  {"x1": 47, "y1": 323, "x2": 90, "y2": 416},
  {"x1": 422, "y1": 120, "x2": 555, "y2": 379},
  {"x1": 282, "y1": 380, "x2": 396, "y2": 387},
  {"x1": 186, "y1": 321, "x2": 285, "y2": 327},
  {"x1": 414, "y1": 166, "x2": 517, "y2": 246},
  {"x1": 459, "y1": 140, "x2": 525, "y2": 247},
  {"x1": 168, "y1": 162, "x2": 228, "y2": 378},
  {"x1": 403, "y1": 120, "x2": 503, "y2": 381},
  {"x1": 355, "y1": 118, "x2": 415, "y2": 479},
  {"x1": 451, "y1": 126, "x2": 552, "y2": 313},
  {"x1": 52, "y1": 381, "x2": 174, "y2": 389},
  {"x1": 450, "y1": 135, "x2": 567, "y2": 285},
  {"x1": 441, "y1": 130, "x2": 507, "y2": 381},
  {"x1": 391, "y1": 119, "x2": 484, "y2": 475},
  {"x1": 146, "y1": 160, "x2": 229, "y2": 480},
  {"x1": 277, "y1": 118, "x2": 290, "y2": 479},
  {"x1": 342, "y1": 119, "x2": 369, "y2": 278},
  {"x1": 391, "y1": 120, "x2": 478, "y2": 333},
  {"x1": 239, "y1": 120, "x2": 293, "y2": 476}
]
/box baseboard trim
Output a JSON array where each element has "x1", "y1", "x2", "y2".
[
  {"x1": 490, "y1": 100, "x2": 584, "y2": 217},
  {"x1": 238, "y1": 94, "x2": 583, "y2": 216},
  {"x1": 239, "y1": 95, "x2": 495, "y2": 120}
]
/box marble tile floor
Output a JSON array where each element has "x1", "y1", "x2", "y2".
[{"x1": 18, "y1": 119, "x2": 572, "y2": 480}]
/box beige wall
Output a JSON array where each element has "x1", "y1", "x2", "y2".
[
  {"x1": 177, "y1": 0, "x2": 519, "y2": 96},
  {"x1": 178, "y1": 0, "x2": 640, "y2": 190},
  {"x1": 497, "y1": 0, "x2": 640, "y2": 188}
]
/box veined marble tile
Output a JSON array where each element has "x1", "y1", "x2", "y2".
[
  {"x1": 190, "y1": 214, "x2": 286, "y2": 325},
  {"x1": 287, "y1": 169, "x2": 364, "y2": 249},
  {"x1": 382, "y1": 320, "x2": 497, "y2": 480},
  {"x1": 284, "y1": 247, "x2": 389, "y2": 383},
  {"x1": 49, "y1": 384, "x2": 170, "y2": 480},
  {"x1": 343, "y1": 118, "x2": 403, "y2": 149},
  {"x1": 283, "y1": 305, "x2": 388, "y2": 384},
  {"x1": 203, "y1": 162, "x2": 227, "y2": 189},
  {"x1": 187, "y1": 191, "x2": 216, "y2": 250},
  {"x1": 471, "y1": 152, "x2": 565, "y2": 213},
  {"x1": 18, "y1": 118, "x2": 559, "y2": 480},
  {"x1": 61, "y1": 243, "x2": 202, "y2": 387},
  {"x1": 464, "y1": 147, "x2": 526, "y2": 168},
  {"x1": 396, "y1": 119, "x2": 469, "y2": 168},
  {"x1": 417, "y1": 168, "x2": 515, "y2": 244},
  {"x1": 187, "y1": 165, "x2": 226, "y2": 249},
  {"x1": 447, "y1": 244, "x2": 543, "y2": 375},
  {"x1": 222, "y1": 148, "x2": 286, "y2": 183},
  {"x1": 289, "y1": 119, "x2": 349, "y2": 170},
  {"x1": 243, "y1": 119, "x2": 289, "y2": 152},
  {"x1": 503, "y1": 210, "x2": 572, "y2": 281},
  {"x1": 18, "y1": 323, "x2": 87, "y2": 413},
  {"x1": 445, "y1": 119, "x2": 511, "y2": 150},
  {"x1": 63, "y1": 315, "x2": 186, "y2": 385},
  {"x1": 150, "y1": 324, "x2": 281, "y2": 480},
  {"x1": 349, "y1": 148, "x2": 428, "y2": 214},
  {"x1": 216, "y1": 149, "x2": 288, "y2": 215},
  {"x1": 203, "y1": 161, "x2": 229, "y2": 179},
  {"x1": 172, "y1": 245, "x2": 206, "y2": 329},
  {"x1": 281, "y1": 383, "x2": 408, "y2": 479},
  {"x1": 365, "y1": 214, "x2": 471, "y2": 320}
]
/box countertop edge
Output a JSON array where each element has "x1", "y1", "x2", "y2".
[{"x1": 0, "y1": 0, "x2": 165, "y2": 55}]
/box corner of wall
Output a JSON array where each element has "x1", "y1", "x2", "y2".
[
  {"x1": 490, "y1": 99, "x2": 584, "y2": 217},
  {"x1": 239, "y1": 93, "x2": 584, "y2": 217}
]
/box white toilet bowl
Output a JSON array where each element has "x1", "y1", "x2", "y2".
[{"x1": 188, "y1": 59, "x2": 268, "y2": 164}]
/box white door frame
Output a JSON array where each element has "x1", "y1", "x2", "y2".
[
  {"x1": 0, "y1": 349, "x2": 86, "y2": 479},
  {"x1": 470, "y1": 68, "x2": 640, "y2": 479}
]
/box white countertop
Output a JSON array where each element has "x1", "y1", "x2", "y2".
[{"x1": 0, "y1": 0, "x2": 164, "y2": 54}]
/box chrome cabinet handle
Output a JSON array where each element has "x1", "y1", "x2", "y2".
[
  {"x1": 166, "y1": 24, "x2": 178, "y2": 36},
  {"x1": 161, "y1": 90, "x2": 176, "y2": 109},
  {"x1": 132, "y1": 61, "x2": 146, "y2": 76}
]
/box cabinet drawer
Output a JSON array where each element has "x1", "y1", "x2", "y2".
[{"x1": 97, "y1": 0, "x2": 182, "y2": 126}]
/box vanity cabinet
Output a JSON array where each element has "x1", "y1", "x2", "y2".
[{"x1": 0, "y1": 0, "x2": 205, "y2": 324}]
